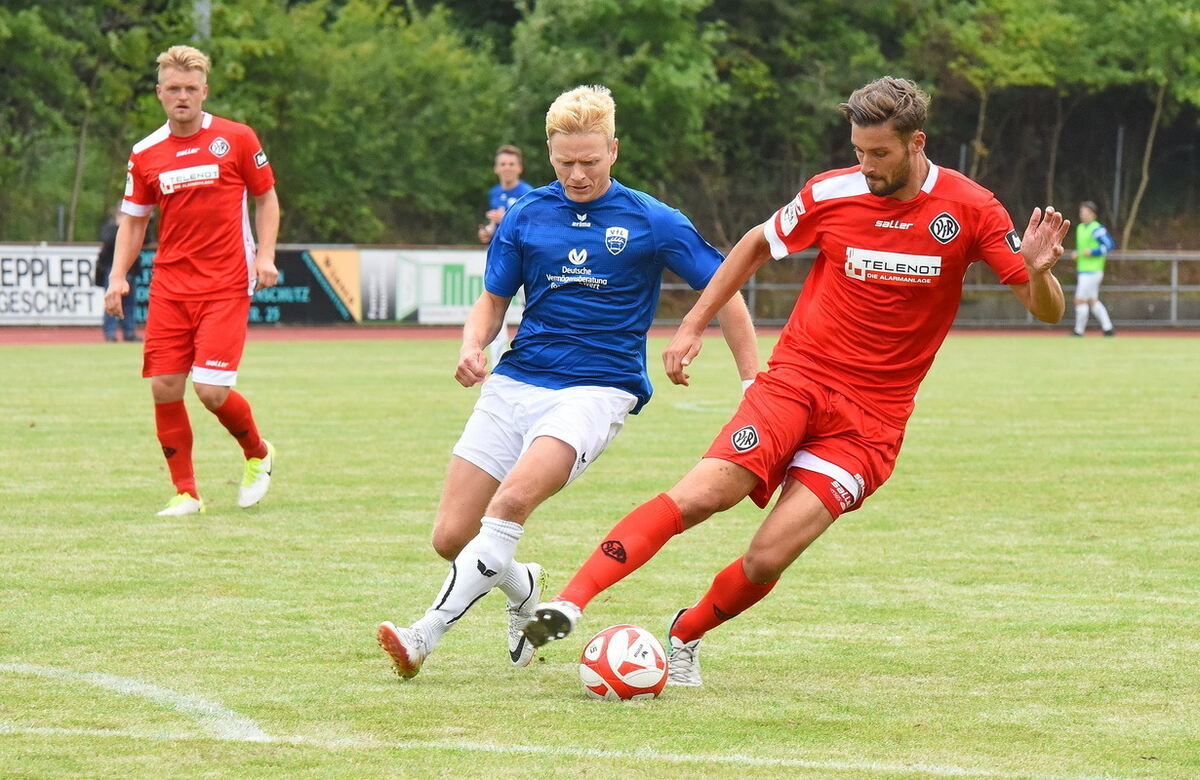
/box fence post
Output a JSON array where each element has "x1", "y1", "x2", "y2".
[{"x1": 1170, "y1": 258, "x2": 1179, "y2": 325}]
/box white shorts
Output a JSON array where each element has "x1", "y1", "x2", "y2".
[
  {"x1": 1075, "y1": 270, "x2": 1104, "y2": 300},
  {"x1": 452, "y1": 374, "x2": 638, "y2": 486}
]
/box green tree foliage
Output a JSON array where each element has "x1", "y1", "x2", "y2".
[
  {"x1": 697, "y1": 0, "x2": 904, "y2": 242},
  {"x1": 1, "y1": 0, "x2": 1197, "y2": 247},
  {"x1": 508, "y1": 0, "x2": 723, "y2": 205},
  {"x1": 202, "y1": 0, "x2": 511, "y2": 242}
]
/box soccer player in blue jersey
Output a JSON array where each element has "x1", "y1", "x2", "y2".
[
  {"x1": 377, "y1": 84, "x2": 760, "y2": 680},
  {"x1": 477, "y1": 144, "x2": 533, "y2": 244},
  {"x1": 477, "y1": 145, "x2": 534, "y2": 366}
]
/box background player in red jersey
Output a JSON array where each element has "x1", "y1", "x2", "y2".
[
  {"x1": 104, "y1": 45, "x2": 280, "y2": 516},
  {"x1": 523, "y1": 77, "x2": 1071, "y2": 685}
]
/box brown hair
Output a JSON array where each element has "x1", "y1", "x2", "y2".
[
  {"x1": 495, "y1": 144, "x2": 523, "y2": 163},
  {"x1": 839, "y1": 77, "x2": 929, "y2": 138}
]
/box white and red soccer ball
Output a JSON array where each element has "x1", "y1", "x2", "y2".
[{"x1": 578, "y1": 624, "x2": 668, "y2": 700}]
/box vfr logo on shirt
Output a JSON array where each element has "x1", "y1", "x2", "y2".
[
  {"x1": 928, "y1": 212, "x2": 961, "y2": 244},
  {"x1": 844, "y1": 247, "x2": 943, "y2": 286},
  {"x1": 158, "y1": 164, "x2": 219, "y2": 194},
  {"x1": 208, "y1": 137, "x2": 230, "y2": 157},
  {"x1": 605, "y1": 226, "x2": 629, "y2": 255}
]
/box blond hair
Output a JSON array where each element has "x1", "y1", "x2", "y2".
[
  {"x1": 839, "y1": 76, "x2": 929, "y2": 139},
  {"x1": 545, "y1": 85, "x2": 615, "y2": 141},
  {"x1": 156, "y1": 45, "x2": 211, "y2": 83}
]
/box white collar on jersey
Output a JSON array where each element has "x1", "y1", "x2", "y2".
[{"x1": 920, "y1": 160, "x2": 939, "y2": 193}]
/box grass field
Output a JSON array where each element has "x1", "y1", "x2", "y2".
[{"x1": 1, "y1": 333, "x2": 1197, "y2": 779}]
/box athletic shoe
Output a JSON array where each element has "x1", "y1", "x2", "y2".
[
  {"x1": 1103, "y1": 328, "x2": 1117, "y2": 337},
  {"x1": 377, "y1": 621, "x2": 427, "y2": 679},
  {"x1": 1070, "y1": 331, "x2": 1083, "y2": 337},
  {"x1": 521, "y1": 599, "x2": 581, "y2": 648},
  {"x1": 506, "y1": 562, "x2": 548, "y2": 667},
  {"x1": 157, "y1": 493, "x2": 204, "y2": 516},
  {"x1": 237, "y1": 440, "x2": 275, "y2": 508},
  {"x1": 665, "y1": 608, "x2": 703, "y2": 687}
]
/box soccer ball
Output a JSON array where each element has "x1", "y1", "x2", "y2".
[{"x1": 578, "y1": 624, "x2": 668, "y2": 701}]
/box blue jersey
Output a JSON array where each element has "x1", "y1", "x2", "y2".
[
  {"x1": 485, "y1": 179, "x2": 724, "y2": 412},
  {"x1": 489, "y1": 180, "x2": 533, "y2": 212}
]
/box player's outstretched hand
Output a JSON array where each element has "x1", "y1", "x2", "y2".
[
  {"x1": 663, "y1": 326, "x2": 703, "y2": 386},
  {"x1": 104, "y1": 279, "x2": 129, "y2": 317},
  {"x1": 455, "y1": 346, "x2": 488, "y2": 387},
  {"x1": 1021, "y1": 206, "x2": 1071, "y2": 274}
]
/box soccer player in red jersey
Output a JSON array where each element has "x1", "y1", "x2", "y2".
[
  {"x1": 104, "y1": 45, "x2": 280, "y2": 516},
  {"x1": 523, "y1": 77, "x2": 1071, "y2": 685}
]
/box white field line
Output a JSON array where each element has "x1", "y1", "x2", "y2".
[
  {"x1": 0, "y1": 663, "x2": 1138, "y2": 780},
  {"x1": 0, "y1": 663, "x2": 270, "y2": 742},
  {"x1": 0, "y1": 723, "x2": 1139, "y2": 780}
]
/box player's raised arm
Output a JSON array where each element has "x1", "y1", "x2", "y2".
[
  {"x1": 664, "y1": 226, "x2": 772, "y2": 386},
  {"x1": 456, "y1": 290, "x2": 512, "y2": 387},
  {"x1": 1011, "y1": 206, "x2": 1070, "y2": 323}
]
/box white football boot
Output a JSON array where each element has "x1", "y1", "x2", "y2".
[
  {"x1": 666, "y1": 608, "x2": 703, "y2": 686},
  {"x1": 521, "y1": 599, "x2": 581, "y2": 648},
  {"x1": 377, "y1": 621, "x2": 428, "y2": 679},
  {"x1": 506, "y1": 562, "x2": 548, "y2": 667},
  {"x1": 157, "y1": 493, "x2": 205, "y2": 516},
  {"x1": 237, "y1": 440, "x2": 275, "y2": 508}
]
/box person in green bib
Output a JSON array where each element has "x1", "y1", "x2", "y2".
[{"x1": 1071, "y1": 201, "x2": 1116, "y2": 336}]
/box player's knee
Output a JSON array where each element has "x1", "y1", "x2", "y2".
[
  {"x1": 674, "y1": 485, "x2": 740, "y2": 523},
  {"x1": 194, "y1": 384, "x2": 229, "y2": 410},
  {"x1": 430, "y1": 527, "x2": 468, "y2": 561},
  {"x1": 741, "y1": 549, "x2": 786, "y2": 584}
]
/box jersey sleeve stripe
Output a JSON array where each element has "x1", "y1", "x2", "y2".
[
  {"x1": 763, "y1": 217, "x2": 789, "y2": 260},
  {"x1": 121, "y1": 202, "x2": 154, "y2": 217}
]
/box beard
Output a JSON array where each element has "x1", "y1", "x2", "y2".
[{"x1": 865, "y1": 152, "x2": 913, "y2": 197}]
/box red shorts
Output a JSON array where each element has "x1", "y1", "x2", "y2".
[
  {"x1": 703, "y1": 369, "x2": 905, "y2": 519},
  {"x1": 142, "y1": 296, "x2": 251, "y2": 385}
]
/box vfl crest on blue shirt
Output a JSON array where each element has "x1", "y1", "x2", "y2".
[{"x1": 605, "y1": 226, "x2": 629, "y2": 255}]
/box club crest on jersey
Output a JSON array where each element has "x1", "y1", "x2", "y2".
[
  {"x1": 928, "y1": 212, "x2": 960, "y2": 244},
  {"x1": 208, "y1": 137, "x2": 230, "y2": 158},
  {"x1": 605, "y1": 226, "x2": 629, "y2": 255},
  {"x1": 1005, "y1": 229, "x2": 1022, "y2": 253},
  {"x1": 567, "y1": 248, "x2": 588, "y2": 266},
  {"x1": 731, "y1": 425, "x2": 759, "y2": 453}
]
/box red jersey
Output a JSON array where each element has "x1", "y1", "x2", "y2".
[
  {"x1": 762, "y1": 163, "x2": 1028, "y2": 428},
  {"x1": 123, "y1": 112, "x2": 275, "y2": 301}
]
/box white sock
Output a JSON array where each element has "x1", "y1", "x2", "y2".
[
  {"x1": 496, "y1": 560, "x2": 534, "y2": 607},
  {"x1": 412, "y1": 516, "x2": 523, "y2": 651},
  {"x1": 1074, "y1": 303, "x2": 1089, "y2": 334},
  {"x1": 1091, "y1": 301, "x2": 1113, "y2": 331}
]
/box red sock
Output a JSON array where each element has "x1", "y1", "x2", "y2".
[
  {"x1": 671, "y1": 557, "x2": 778, "y2": 643},
  {"x1": 154, "y1": 400, "x2": 197, "y2": 498},
  {"x1": 211, "y1": 390, "x2": 267, "y2": 459},
  {"x1": 558, "y1": 493, "x2": 685, "y2": 610}
]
